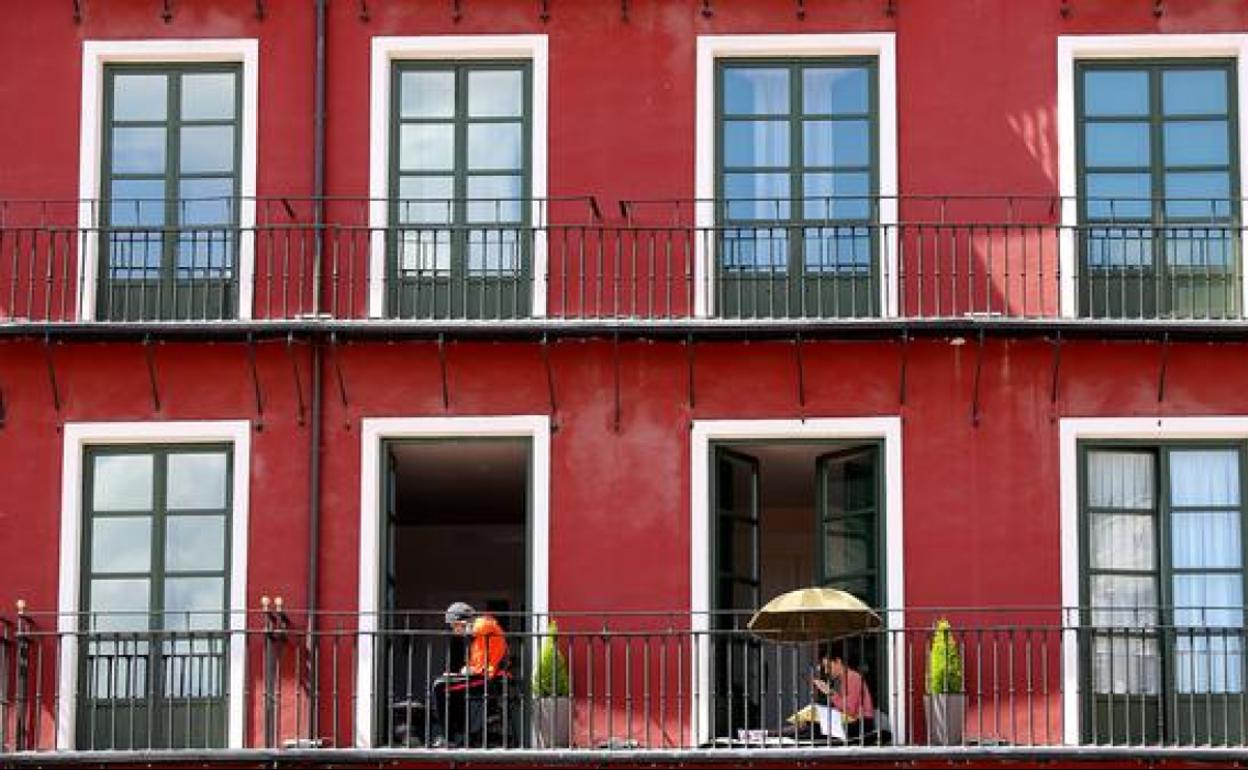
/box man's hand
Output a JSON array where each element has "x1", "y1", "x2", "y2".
[{"x1": 811, "y1": 677, "x2": 831, "y2": 696}]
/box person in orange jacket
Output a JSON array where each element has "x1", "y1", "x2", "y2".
[
  {"x1": 429, "y1": 602, "x2": 509, "y2": 747},
  {"x1": 448, "y1": 602, "x2": 508, "y2": 677}
]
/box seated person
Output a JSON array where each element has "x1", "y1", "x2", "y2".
[
  {"x1": 811, "y1": 644, "x2": 876, "y2": 740},
  {"x1": 785, "y1": 643, "x2": 876, "y2": 743},
  {"x1": 430, "y1": 602, "x2": 509, "y2": 747}
]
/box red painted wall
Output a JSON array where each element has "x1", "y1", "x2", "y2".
[{"x1": 4, "y1": 0, "x2": 1248, "y2": 749}]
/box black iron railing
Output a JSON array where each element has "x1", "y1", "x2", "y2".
[
  {"x1": 2, "y1": 606, "x2": 1246, "y2": 753},
  {"x1": 0, "y1": 196, "x2": 1243, "y2": 325}
]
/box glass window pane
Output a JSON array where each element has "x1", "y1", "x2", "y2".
[
  {"x1": 1165, "y1": 172, "x2": 1233, "y2": 219},
  {"x1": 1085, "y1": 227, "x2": 1153, "y2": 269},
  {"x1": 181, "y1": 73, "x2": 236, "y2": 120},
  {"x1": 1089, "y1": 512, "x2": 1155, "y2": 570},
  {"x1": 109, "y1": 235, "x2": 163, "y2": 277},
  {"x1": 91, "y1": 517, "x2": 152, "y2": 574},
  {"x1": 1085, "y1": 122, "x2": 1150, "y2": 168},
  {"x1": 467, "y1": 228, "x2": 521, "y2": 275},
  {"x1": 1175, "y1": 633, "x2": 1242, "y2": 694},
  {"x1": 93, "y1": 454, "x2": 154, "y2": 512},
  {"x1": 164, "y1": 577, "x2": 225, "y2": 631},
  {"x1": 167, "y1": 452, "x2": 228, "y2": 510},
  {"x1": 804, "y1": 172, "x2": 871, "y2": 220},
  {"x1": 803, "y1": 67, "x2": 869, "y2": 115},
  {"x1": 824, "y1": 515, "x2": 875, "y2": 575},
  {"x1": 1164, "y1": 121, "x2": 1229, "y2": 166},
  {"x1": 110, "y1": 179, "x2": 165, "y2": 227},
  {"x1": 1170, "y1": 449, "x2": 1240, "y2": 506},
  {"x1": 804, "y1": 227, "x2": 871, "y2": 273},
  {"x1": 1085, "y1": 173, "x2": 1152, "y2": 220},
  {"x1": 467, "y1": 122, "x2": 523, "y2": 170},
  {"x1": 723, "y1": 68, "x2": 789, "y2": 115},
  {"x1": 400, "y1": 70, "x2": 455, "y2": 118},
  {"x1": 724, "y1": 120, "x2": 789, "y2": 168},
  {"x1": 180, "y1": 125, "x2": 234, "y2": 174},
  {"x1": 166, "y1": 515, "x2": 226, "y2": 572},
  {"x1": 467, "y1": 70, "x2": 523, "y2": 118},
  {"x1": 1173, "y1": 574, "x2": 1244, "y2": 627},
  {"x1": 112, "y1": 127, "x2": 166, "y2": 174},
  {"x1": 1083, "y1": 70, "x2": 1149, "y2": 117},
  {"x1": 1090, "y1": 574, "x2": 1159, "y2": 627},
  {"x1": 1087, "y1": 451, "x2": 1154, "y2": 509},
  {"x1": 397, "y1": 175, "x2": 454, "y2": 224},
  {"x1": 399, "y1": 231, "x2": 450, "y2": 274},
  {"x1": 178, "y1": 178, "x2": 234, "y2": 226},
  {"x1": 89, "y1": 578, "x2": 150, "y2": 632},
  {"x1": 176, "y1": 231, "x2": 233, "y2": 276},
  {"x1": 399, "y1": 123, "x2": 454, "y2": 171},
  {"x1": 113, "y1": 74, "x2": 168, "y2": 121},
  {"x1": 1166, "y1": 230, "x2": 1233, "y2": 269},
  {"x1": 1092, "y1": 633, "x2": 1161, "y2": 695},
  {"x1": 1163, "y1": 69, "x2": 1228, "y2": 116},
  {"x1": 723, "y1": 173, "x2": 790, "y2": 220},
  {"x1": 721, "y1": 229, "x2": 788, "y2": 271},
  {"x1": 1172, "y1": 511, "x2": 1243, "y2": 570},
  {"x1": 467, "y1": 175, "x2": 523, "y2": 223},
  {"x1": 804, "y1": 120, "x2": 869, "y2": 167}
]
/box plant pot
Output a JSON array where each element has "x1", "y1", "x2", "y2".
[
  {"x1": 924, "y1": 693, "x2": 966, "y2": 746},
  {"x1": 531, "y1": 696, "x2": 572, "y2": 749}
]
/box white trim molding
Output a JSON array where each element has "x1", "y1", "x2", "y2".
[
  {"x1": 694, "y1": 33, "x2": 899, "y2": 318},
  {"x1": 689, "y1": 417, "x2": 905, "y2": 744},
  {"x1": 354, "y1": 415, "x2": 551, "y2": 748},
  {"x1": 77, "y1": 39, "x2": 260, "y2": 321},
  {"x1": 57, "y1": 420, "x2": 252, "y2": 750},
  {"x1": 368, "y1": 35, "x2": 550, "y2": 319},
  {"x1": 1056, "y1": 34, "x2": 1248, "y2": 318},
  {"x1": 1058, "y1": 415, "x2": 1248, "y2": 745}
]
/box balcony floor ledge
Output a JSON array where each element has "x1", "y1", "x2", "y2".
[
  {"x1": 4, "y1": 745, "x2": 1248, "y2": 769},
  {"x1": 8, "y1": 316, "x2": 1248, "y2": 343}
]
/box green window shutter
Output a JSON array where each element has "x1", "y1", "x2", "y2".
[
  {"x1": 388, "y1": 61, "x2": 533, "y2": 319},
  {"x1": 1079, "y1": 441, "x2": 1248, "y2": 745},
  {"x1": 1075, "y1": 60, "x2": 1241, "y2": 319},
  {"x1": 100, "y1": 64, "x2": 243, "y2": 321},
  {"x1": 715, "y1": 58, "x2": 879, "y2": 319},
  {"x1": 79, "y1": 444, "x2": 233, "y2": 750}
]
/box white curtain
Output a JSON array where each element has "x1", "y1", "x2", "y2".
[{"x1": 1170, "y1": 449, "x2": 1244, "y2": 694}]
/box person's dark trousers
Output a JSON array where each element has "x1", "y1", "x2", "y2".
[{"x1": 431, "y1": 674, "x2": 489, "y2": 746}]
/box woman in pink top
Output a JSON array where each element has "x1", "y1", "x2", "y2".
[{"x1": 811, "y1": 645, "x2": 876, "y2": 738}]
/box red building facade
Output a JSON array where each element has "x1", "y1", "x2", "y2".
[{"x1": 2, "y1": 0, "x2": 1248, "y2": 766}]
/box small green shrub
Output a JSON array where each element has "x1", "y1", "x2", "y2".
[
  {"x1": 926, "y1": 618, "x2": 964, "y2": 695},
  {"x1": 533, "y1": 621, "x2": 570, "y2": 698}
]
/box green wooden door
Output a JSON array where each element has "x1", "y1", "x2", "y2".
[{"x1": 816, "y1": 446, "x2": 884, "y2": 702}]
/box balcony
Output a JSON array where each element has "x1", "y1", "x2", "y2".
[
  {"x1": 0, "y1": 197, "x2": 1242, "y2": 335},
  {"x1": 2, "y1": 607, "x2": 1246, "y2": 762}
]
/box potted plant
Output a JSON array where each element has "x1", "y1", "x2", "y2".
[
  {"x1": 924, "y1": 618, "x2": 966, "y2": 746},
  {"x1": 531, "y1": 621, "x2": 572, "y2": 748}
]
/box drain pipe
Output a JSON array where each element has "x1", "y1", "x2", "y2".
[{"x1": 307, "y1": 0, "x2": 327, "y2": 650}]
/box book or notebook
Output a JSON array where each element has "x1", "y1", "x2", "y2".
[{"x1": 815, "y1": 705, "x2": 847, "y2": 741}]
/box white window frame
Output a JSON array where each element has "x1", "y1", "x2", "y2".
[
  {"x1": 1056, "y1": 34, "x2": 1248, "y2": 318},
  {"x1": 689, "y1": 416, "x2": 906, "y2": 745},
  {"x1": 57, "y1": 420, "x2": 252, "y2": 750},
  {"x1": 77, "y1": 39, "x2": 260, "y2": 322},
  {"x1": 694, "y1": 33, "x2": 899, "y2": 319},
  {"x1": 354, "y1": 415, "x2": 551, "y2": 748},
  {"x1": 1059, "y1": 415, "x2": 1248, "y2": 745},
  {"x1": 368, "y1": 35, "x2": 550, "y2": 319}
]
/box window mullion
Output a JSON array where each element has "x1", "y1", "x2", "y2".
[
  {"x1": 790, "y1": 62, "x2": 803, "y2": 289},
  {"x1": 1150, "y1": 66, "x2": 1168, "y2": 297},
  {"x1": 165, "y1": 72, "x2": 181, "y2": 289},
  {"x1": 454, "y1": 66, "x2": 469, "y2": 288}
]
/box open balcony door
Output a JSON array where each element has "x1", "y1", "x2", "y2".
[{"x1": 816, "y1": 445, "x2": 885, "y2": 708}]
